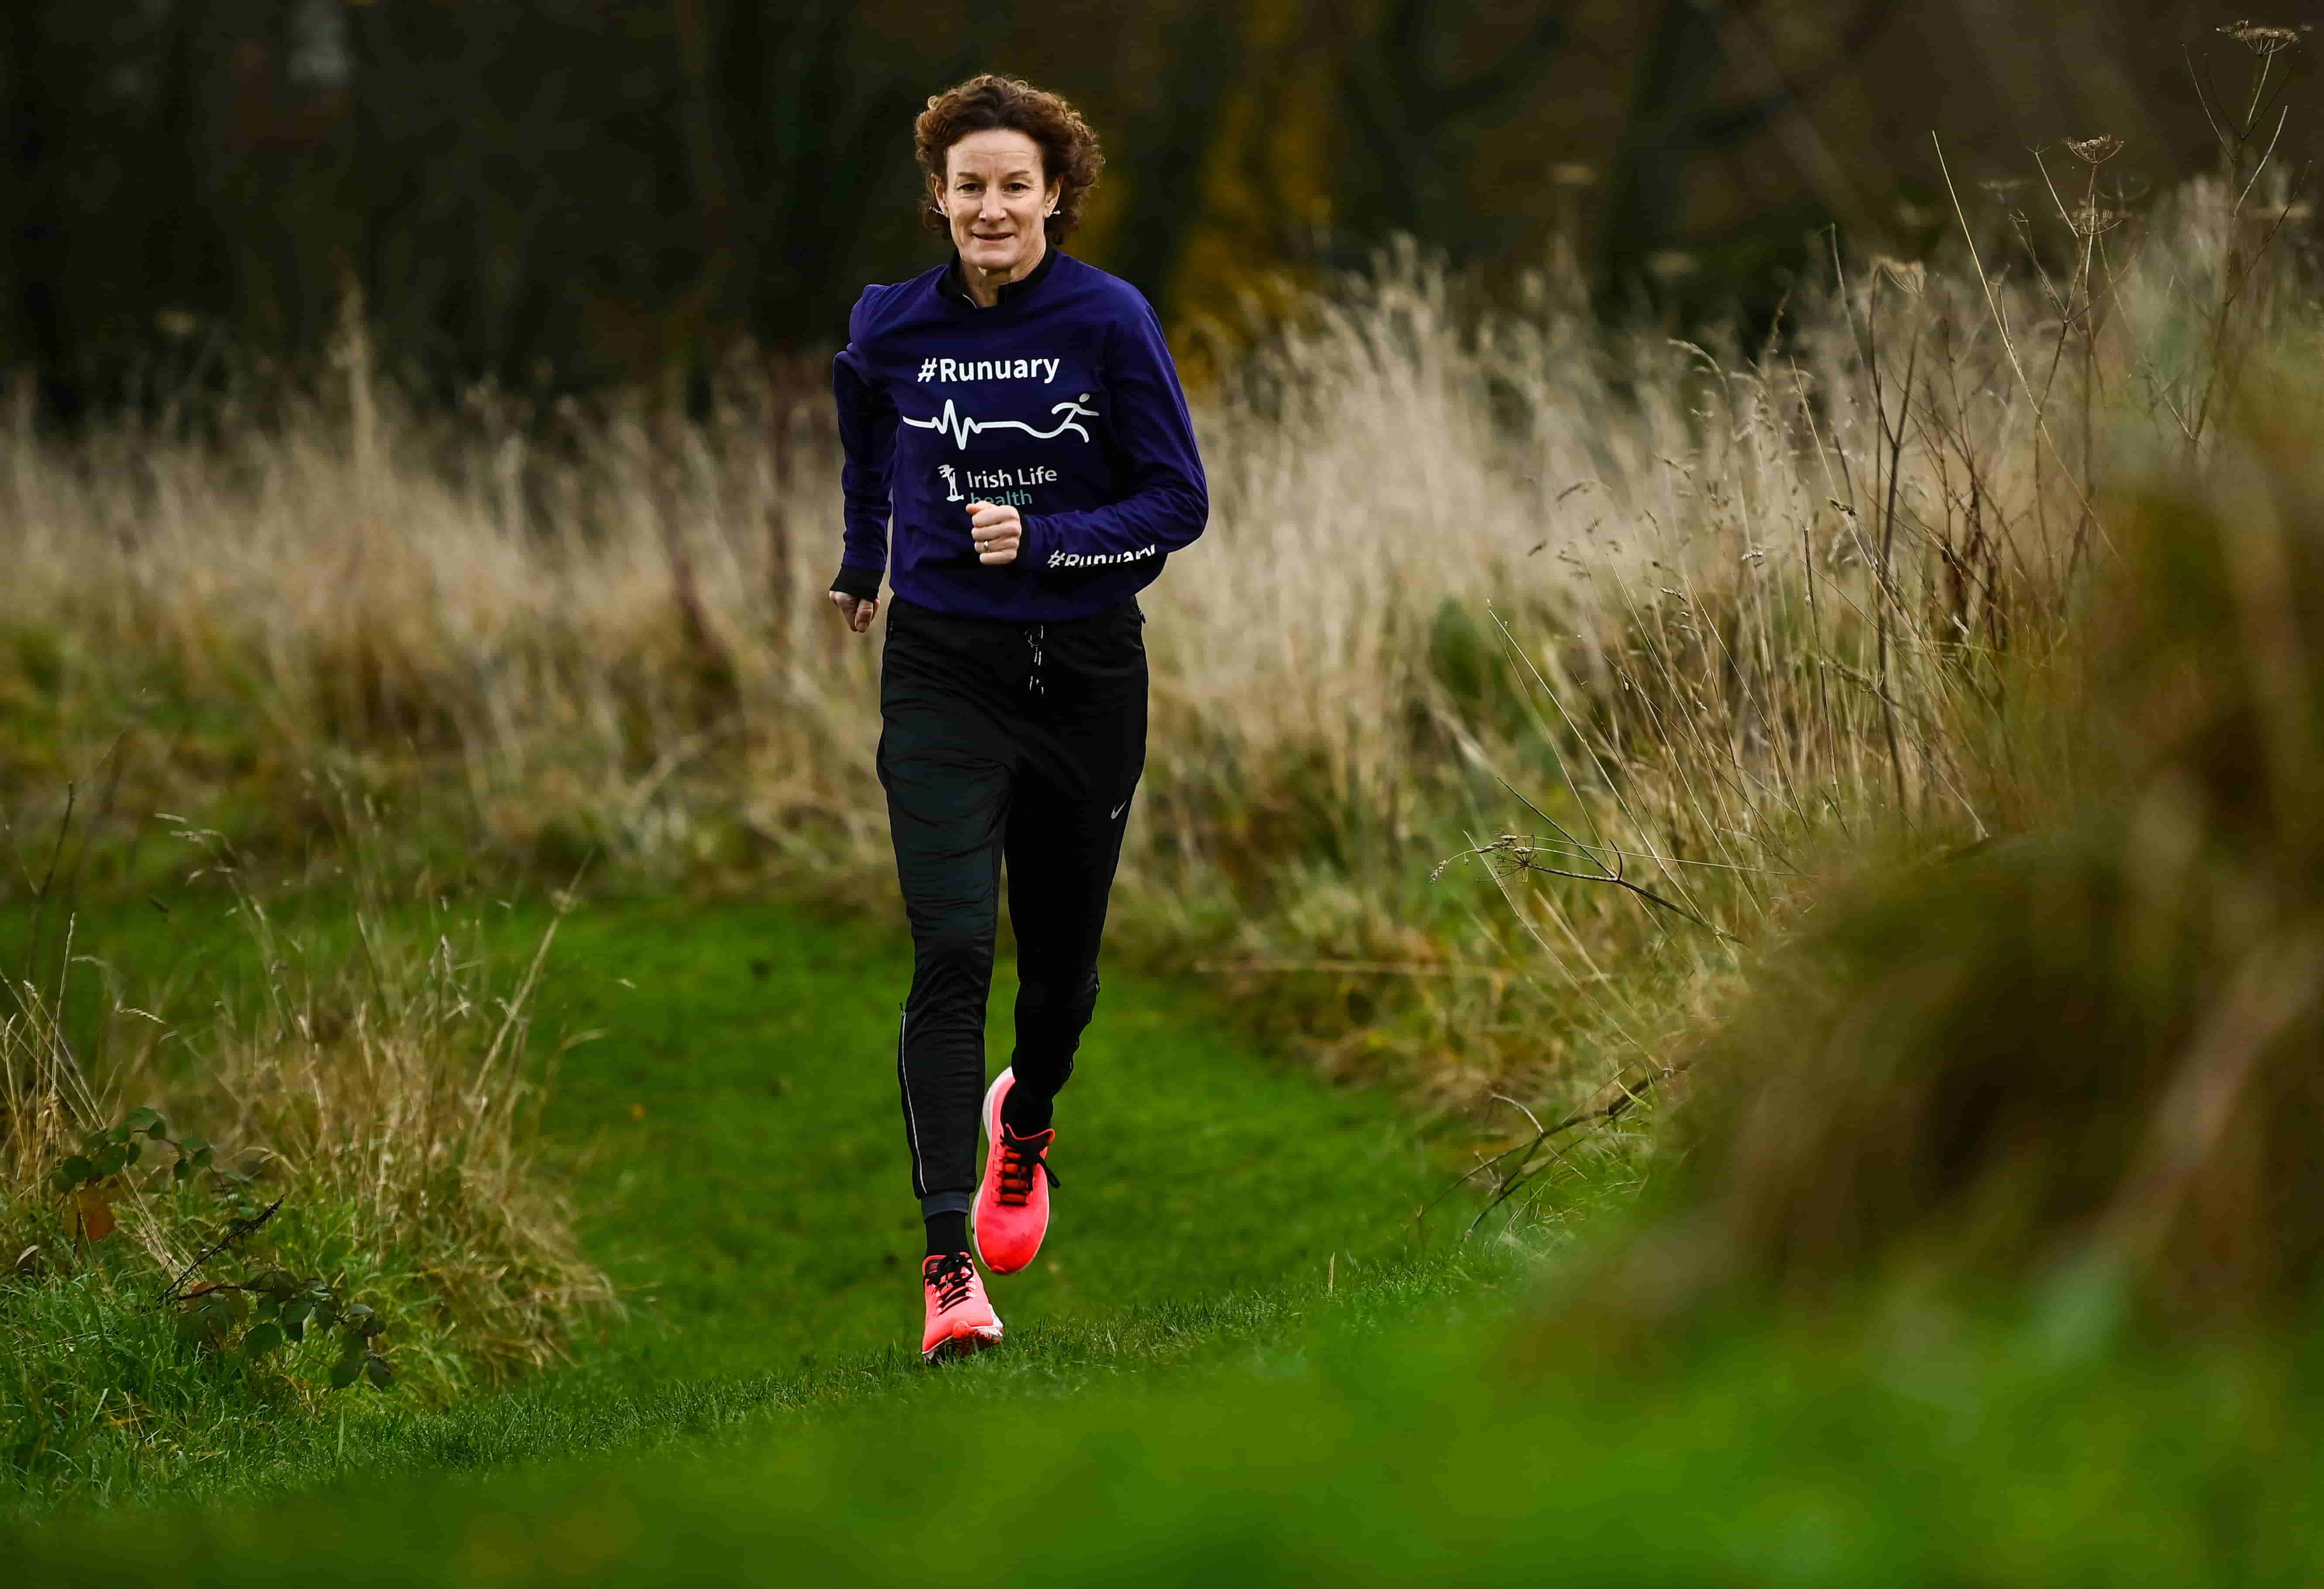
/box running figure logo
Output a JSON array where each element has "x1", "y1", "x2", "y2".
[
  {"x1": 904, "y1": 394, "x2": 1098, "y2": 450},
  {"x1": 938, "y1": 463, "x2": 962, "y2": 502}
]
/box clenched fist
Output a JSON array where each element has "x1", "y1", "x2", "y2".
[
  {"x1": 968, "y1": 500, "x2": 1022, "y2": 566},
  {"x1": 828, "y1": 590, "x2": 879, "y2": 632}
]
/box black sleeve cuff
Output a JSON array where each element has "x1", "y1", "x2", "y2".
[{"x1": 830, "y1": 564, "x2": 884, "y2": 602}]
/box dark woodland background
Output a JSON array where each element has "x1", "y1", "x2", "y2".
[{"x1": 2, "y1": 1, "x2": 2313, "y2": 415}]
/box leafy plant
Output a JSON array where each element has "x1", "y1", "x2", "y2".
[
  {"x1": 177, "y1": 1270, "x2": 393, "y2": 1391},
  {"x1": 45, "y1": 1110, "x2": 396, "y2": 1392},
  {"x1": 49, "y1": 1107, "x2": 213, "y2": 1243}
]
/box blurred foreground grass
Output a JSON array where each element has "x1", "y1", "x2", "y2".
[{"x1": 11, "y1": 1265, "x2": 2319, "y2": 1584}]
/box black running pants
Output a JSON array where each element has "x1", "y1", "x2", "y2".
[{"x1": 877, "y1": 594, "x2": 1147, "y2": 1216}]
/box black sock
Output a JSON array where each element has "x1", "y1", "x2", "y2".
[
  {"x1": 1001, "y1": 1085, "x2": 1053, "y2": 1136},
  {"x1": 924, "y1": 1211, "x2": 969, "y2": 1258}
]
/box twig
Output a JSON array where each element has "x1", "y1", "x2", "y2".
[
  {"x1": 1469, "y1": 834, "x2": 1795, "y2": 876},
  {"x1": 1426, "y1": 1062, "x2": 1694, "y2": 1239},
  {"x1": 1192, "y1": 958, "x2": 1504, "y2": 978},
  {"x1": 156, "y1": 1196, "x2": 283, "y2": 1308},
  {"x1": 1444, "y1": 834, "x2": 1741, "y2": 943}
]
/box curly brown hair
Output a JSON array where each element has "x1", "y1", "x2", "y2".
[{"x1": 915, "y1": 74, "x2": 1104, "y2": 245}]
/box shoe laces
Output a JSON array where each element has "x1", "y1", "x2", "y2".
[
  {"x1": 925, "y1": 1251, "x2": 976, "y2": 1313},
  {"x1": 995, "y1": 1127, "x2": 1061, "y2": 1207}
]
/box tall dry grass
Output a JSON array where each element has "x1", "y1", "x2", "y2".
[
  {"x1": 0, "y1": 172, "x2": 2313, "y2": 1133},
  {"x1": 1600, "y1": 362, "x2": 2324, "y2": 1319}
]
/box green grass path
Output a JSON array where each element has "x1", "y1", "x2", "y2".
[
  {"x1": 537, "y1": 899, "x2": 1440, "y2": 1383},
  {"x1": 4, "y1": 892, "x2": 1463, "y2": 1520}
]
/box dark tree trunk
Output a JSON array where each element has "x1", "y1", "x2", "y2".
[
  {"x1": 1329, "y1": 0, "x2": 1570, "y2": 261},
  {"x1": 1602, "y1": 0, "x2": 1725, "y2": 291},
  {"x1": 4, "y1": 4, "x2": 78, "y2": 419},
  {"x1": 1603, "y1": 0, "x2": 1896, "y2": 295},
  {"x1": 1110, "y1": 1, "x2": 1236, "y2": 311}
]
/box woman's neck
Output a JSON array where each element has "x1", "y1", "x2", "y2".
[{"x1": 963, "y1": 237, "x2": 1048, "y2": 309}]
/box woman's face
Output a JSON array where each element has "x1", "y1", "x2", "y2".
[{"x1": 937, "y1": 129, "x2": 1056, "y2": 280}]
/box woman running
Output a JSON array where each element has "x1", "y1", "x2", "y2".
[{"x1": 827, "y1": 75, "x2": 1208, "y2": 1362}]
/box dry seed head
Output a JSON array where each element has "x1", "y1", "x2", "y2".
[
  {"x1": 2216, "y1": 21, "x2": 2310, "y2": 53},
  {"x1": 1872, "y1": 255, "x2": 1928, "y2": 297},
  {"x1": 2066, "y1": 134, "x2": 2123, "y2": 164},
  {"x1": 2066, "y1": 202, "x2": 2131, "y2": 239}
]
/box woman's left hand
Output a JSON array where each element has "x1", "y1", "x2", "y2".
[{"x1": 968, "y1": 500, "x2": 1022, "y2": 566}]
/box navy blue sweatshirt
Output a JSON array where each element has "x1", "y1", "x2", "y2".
[{"x1": 830, "y1": 249, "x2": 1208, "y2": 622}]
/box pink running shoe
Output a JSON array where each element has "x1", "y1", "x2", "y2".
[
  {"x1": 921, "y1": 1251, "x2": 1003, "y2": 1364},
  {"x1": 973, "y1": 1068, "x2": 1059, "y2": 1275}
]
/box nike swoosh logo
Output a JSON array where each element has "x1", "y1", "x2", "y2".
[{"x1": 1110, "y1": 800, "x2": 1130, "y2": 820}]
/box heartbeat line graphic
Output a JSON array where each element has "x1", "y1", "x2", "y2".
[{"x1": 902, "y1": 395, "x2": 1097, "y2": 450}]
